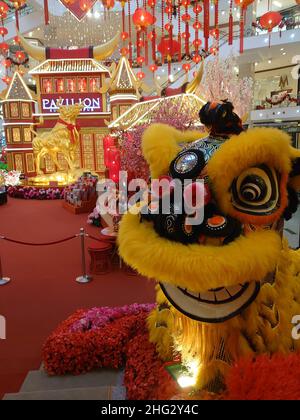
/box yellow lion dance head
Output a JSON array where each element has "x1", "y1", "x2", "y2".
[{"x1": 118, "y1": 103, "x2": 300, "y2": 391}]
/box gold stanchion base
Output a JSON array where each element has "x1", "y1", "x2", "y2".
[{"x1": 0, "y1": 277, "x2": 11, "y2": 286}]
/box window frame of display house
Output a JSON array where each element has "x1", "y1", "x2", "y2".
[
  {"x1": 66, "y1": 77, "x2": 77, "y2": 93},
  {"x1": 41, "y1": 77, "x2": 53, "y2": 94},
  {"x1": 23, "y1": 126, "x2": 32, "y2": 143},
  {"x1": 9, "y1": 102, "x2": 20, "y2": 119},
  {"x1": 55, "y1": 78, "x2": 65, "y2": 94},
  {"x1": 89, "y1": 76, "x2": 100, "y2": 93},
  {"x1": 5, "y1": 127, "x2": 11, "y2": 144},
  {"x1": 77, "y1": 76, "x2": 88, "y2": 93},
  {"x1": 21, "y1": 102, "x2": 31, "y2": 119}
]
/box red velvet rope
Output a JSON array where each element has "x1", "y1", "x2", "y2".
[{"x1": 1, "y1": 235, "x2": 76, "y2": 247}]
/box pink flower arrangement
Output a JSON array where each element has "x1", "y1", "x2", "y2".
[
  {"x1": 70, "y1": 303, "x2": 155, "y2": 332},
  {"x1": 7, "y1": 186, "x2": 65, "y2": 200}
]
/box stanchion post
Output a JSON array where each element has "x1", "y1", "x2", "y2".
[
  {"x1": 76, "y1": 228, "x2": 92, "y2": 284},
  {"x1": 0, "y1": 254, "x2": 10, "y2": 286}
]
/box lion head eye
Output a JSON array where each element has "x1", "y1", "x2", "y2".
[{"x1": 231, "y1": 164, "x2": 280, "y2": 216}]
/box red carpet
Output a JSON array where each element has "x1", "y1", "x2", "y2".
[{"x1": 0, "y1": 197, "x2": 156, "y2": 397}]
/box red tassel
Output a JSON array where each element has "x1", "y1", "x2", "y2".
[
  {"x1": 229, "y1": 0, "x2": 233, "y2": 45},
  {"x1": 204, "y1": 0, "x2": 210, "y2": 51},
  {"x1": 15, "y1": 9, "x2": 19, "y2": 31},
  {"x1": 239, "y1": 8, "x2": 244, "y2": 54},
  {"x1": 128, "y1": 0, "x2": 132, "y2": 64},
  {"x1": 44, "y1": 0, "x2": 49, "y2": 25}
]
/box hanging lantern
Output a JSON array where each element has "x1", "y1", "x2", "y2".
[
  {"x1": 147, "y1": 0, "x2": 156, "y2": 6},
  {"x1": 15, "y1": 50, "x2": 26, "y2": 61},
  {"x1": 181, "y1": 13, "x2": 191, "y2": 23},
  {"x1": 0, "y1": 42, "x2": 9, "y2": 52},
  {"x1": 137, "y1": 71, "x2": 146, "y2": 80},
  {"x1": 0, "y1": 27, "x2": 8, "y2": 36},
  {"x1": 14, "y1": 35, "x2": 21, "y2": 44},
  {"x1": 193, "y1": 4, "x2": 202, "y2": 13},
  {"x1": 182, "y1": 63, "x2": 191, "y2": 72},
  {"x1": 120, "y1": 47, "x2": 129, "y2": 56},
  {"x1": 193, "y1": 22, "x2": 202, "y2": 30},
  {"x1": 210, "y1": 28, "x2": 219, "y2": 39},
  {"x1": 147, "y1": 30, "x2": 156, "y2": 41},
  {"x1": 149, "y1": 63, "x2": 158, "y2": 72},
  {"x1": 157, "y1": 38, "x2": 180, "y2": 57},
  {"x1": 192, "y1": 54, "x2": 201, "y2": 64},
  {"x1": 260, "y1": 11, "x2": 283, "y2": 31},
  {"x1": 234, "y1": 0, "x2": 254, "y2": 7},
  {"x1": 102, "y1": 0, "x2": 115, "y2": 9},
  {"x1": 165, "y1": 23, "x2": 172, "y2": 32},
  {"x1": 0, "y1": 2, "x2": 9, "y2": 16},
  {"x1": 121, "y1": 31, "x2": 129, "y2": 41},
  {"x1": 2, "y1": 58, "x2": 11, "y2": 68},
  {"x1": 193, "y1": 39, "x2": 202, "y2": 48},
  {"x1": 133, "y1": 8, "x2": 155, "y2": 28},
  {"x1": 137, "y1": 56, "x2": 145, "y2": 65},
  {"x1": 260, "y1": 11, "x2": 283, "y2": 47},
  {"x1": 2, "y1": 75, "x2": 11, "y2": 85}
]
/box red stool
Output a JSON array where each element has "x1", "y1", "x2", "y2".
[{"x1": 88, "y1": 241, "x2": 113, "y2": 275}]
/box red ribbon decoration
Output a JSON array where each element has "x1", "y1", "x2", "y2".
[
  {"x1": 15, "y1": 9, "x2": 19, "y2": 31},
  {"x1": 240, "y1": 7, "x2": 245, "y2": 54},
  {"x1": 203, "y1": 0, "x2": 210, "y2": 51},
  {"x1": 58, "y1": 119, "x2": 81, "y2": 144},
  {"x1": 229, "y1": 0, "x2": 233, "y2": 45},
  {"x1": 44, "y1": 0, "x2": 49, "y2": 25}
]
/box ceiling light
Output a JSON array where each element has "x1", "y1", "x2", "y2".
[
  {"x1": 282, "y1": 52, "x2": 286, "y2": 55},
  {"x1": 268, "y1": 59, "x2": 272, "y2": 64},
  {"x1": 255, "y1": 62, "x2": 258, "y2": 66},
  {"x1": 280, "y1": 47, "x2": 284, "y2": 51},
  {"x1": 273, "y1": 1, "x2": 282, "y2": 7},
  {"x1": 290, "y1": 33, "x2": 295, "y2": 39}
]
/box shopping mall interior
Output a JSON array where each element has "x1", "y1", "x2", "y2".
[{"x1": 0, "y1": 0, "x2": 300, "y2": 402}]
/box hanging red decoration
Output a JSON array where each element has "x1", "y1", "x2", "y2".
[
  {"x1": 102, "y1": 0, "x2": 115, "y2": 9},
  {"x1": 2, "y1": 58, "x2": 11, "y2": 68},
  {"x1": 229, "y1": 0, "x2": 233, "y2": 45},
  {"x1": 133, "y1": 8, "x2": 154, "y2": 28},
  {"x1": 147, "y1": 0, "x2": 156, "y2": 6},
  {"x1": 2, "y1": 75, "x2": 11, "y2": 85},
  {"x1": 193, "y1": 39, "x2": 202, "y2": 47},
  {"x1": 136, "y1": 71, "x2": 145, "y2": 80},
  {"x1": 0, "y1": 42, "x2": 9, "y2": 52},
  {"x1": 0, "y1": 27, "x2": 7, "y2": 36},
  {"x1": 181, "y1": 13, "x2": 191, "y2": 22},
  {"x1": 137, "y1": 56, "x2": 145, "y2": 65},
  {"x1": 14, "y1": 35, "x2": 21, "y2": 44},
  {"x1": 120, "y1": 47, "x2": 129, "y2": 56},
  {"x1": 15, "y1": 50, "x2": 25, "y2": 61},
  {"x1": 234, "y1": 0, "x2": 254, "y2": 7},
  {"x1": 0, "y1": 2, "x2": 9, "y2": 16},
  {"x1": 182, "y1": 63, "x2": 191, "y2": 72},
  {"x1": 157, "y1": 38, "x2": 180, "y2": 56},
  {"x1": 121, "y1": 31, "x2": 129, "y2": 41},
  {"x1": 149, "y1": 63, "x2": 157, "y2": 72},
  {"x1": 260, "y1": 11, "x2": 283, "y2": 47},
  {"x1": 44, "y1": 0, "x2": 50, "y2": 25},
  {"x1": 193, "y1": 22, "x2": 202, "y2": 30},
  {"x1": 203, "y1": 0, "x2": 210, "y2": 51},
  {"x1": 192, "y1": 54, "x2": 201, "y2": 64},
  {"x1": 259, "y1": 11, "x2": 283, "y2": 31}
]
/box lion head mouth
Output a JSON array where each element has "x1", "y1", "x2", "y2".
[{"x1": 160, "y1": 281, "x2": 260, "y2": 323}]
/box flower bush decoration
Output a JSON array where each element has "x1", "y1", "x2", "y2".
[
  {"x1": 7, "y1": 186, "x2": 64, "y2": 200},
  {"x1": 0, "y1": 170, "x2": 21, "y2": 186}
]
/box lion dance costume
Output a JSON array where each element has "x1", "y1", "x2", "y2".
[{"x1": 118, "y1": 101, "x2": 300, "y2": 393}]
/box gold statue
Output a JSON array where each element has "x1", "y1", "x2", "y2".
[{"x1": 32, "y1": 101, "x2": 83, "y2": 175}]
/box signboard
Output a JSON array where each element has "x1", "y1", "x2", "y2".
[{"x1": 41, "y1": 93, "x2": 103, "y2": 114}]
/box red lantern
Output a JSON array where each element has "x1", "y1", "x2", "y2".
[
  {"x1": 181, "y1": 32, "x2": 190, "y2": 39},
  {"x1": 2, "y1": 58, "x2": 11, "y2": 68},
  {"x1": 15, "y1": 50, "x2": 26, "y2": 61},
  {"x1": 149, "y1": 64, "x2": 158, "y2": 72},
  {"x1": 157, "y1": 38, "x2": 180, "y2": 56},
  {"x1": 102, "y1": 0, "x2": 115, "y2": 9},
  {"x1": 147, "y1": 0, "x2": 156, "y2": 6},
  {"x1": 260, "y1": 11, "x2": 283, "y2": 31},
  {"x1": 120, "y1": 47, "x2": 129, "y2": 56},
  {"x1": 137, "y1": 56, "x2": 145, "y2": 65},
  {"x1": 121, "y1": 31, "x2": 129, "y2": 41},
  {"x1": 234, "y1": 0, "x2": 254, "y2": 8},
  {"x1": 2, "y1": 76, "x2": 11, "y2": 85},
  {"x1": 192, "y1": 55, "x2": 201, "y2": 64},
  {"x1": 181, "y1": 13, "x2": 191, "y2": 22},
  {"x1": 193, "y1": 39, "x2": 202, "y2": 47},
  {"x1": 137, "y1": 71, "x2": 145, "y2": 80},
  {"x1": 165, "y1": 23, "x2": 172, "y2": 32},
  {"x1": 182, "y1": 63, "x2": 191, "y2": 72},
  {"x1": 133, "y1": 8, "x2": 155, "y2": 28},
  {"x1": 0, "y1": 42, "x2": 9, "y2": 52},
  {"x1": 193, "y1": 22, "x2": 202, "y2": 30},
  {"x1": 0, "y1": 27, "x2": 8, "y2": 36},
  {"x1": 193, "y1": 4, "x2": 202, "y2": 13},
  {"x1": 0, "y1": 2, "x2": 9, "y2": 15},
  {"x1": 181, "y1": 0, "x2": 190, "y2": 6},
  {"x1": 210, "y1": 28, "x2": 219, "y2": 38},
  {"x1": 14, "y1": 35, "x2": 21, "y2": 44}
]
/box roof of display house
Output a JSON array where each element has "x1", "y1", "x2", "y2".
[{"x1": 29, "y1": 59, "x2": 110, "y2": 75}]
